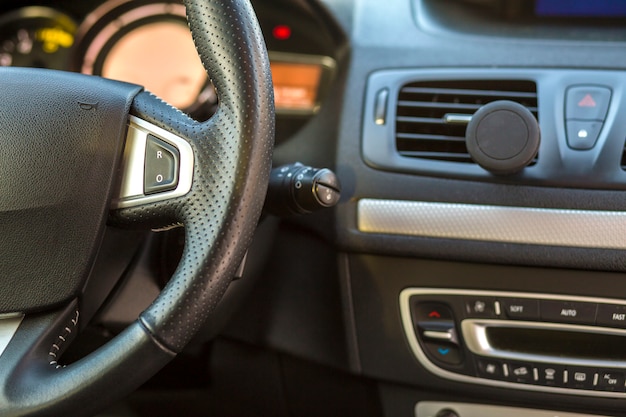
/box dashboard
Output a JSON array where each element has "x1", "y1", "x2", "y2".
[
  {"x1": 6, "y1": 0, "x2": 626, "y2": 416},
  {"x1": 327, "y1": 0, "x2": 626, "y2": 416}
]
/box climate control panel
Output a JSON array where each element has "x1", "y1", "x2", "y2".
[{"x1": 400, "y1": 289, "x2": 626, "y2": 397}]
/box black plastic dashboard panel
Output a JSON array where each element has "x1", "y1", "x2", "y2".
[
  {"x1": 346, "y1": 254, "x2": 626, "y2": 414},
  {"x1": 417, "y1": 0, "x2": 626, "y2": 42},
  {"x1": 362, "y1": 68, "x2": 626, "y2": 190}
]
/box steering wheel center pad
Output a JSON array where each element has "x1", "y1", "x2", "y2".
[{"x1": 0, "y1": 68, "x2": 142, "y2": 313}]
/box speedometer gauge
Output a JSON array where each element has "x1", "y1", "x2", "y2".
[
  {"x1": 75, "y1": 1, "x2": 216, "y2": 120},
  {"x1": 0, "y1": 7, "x2": 76, "y2": 70}
]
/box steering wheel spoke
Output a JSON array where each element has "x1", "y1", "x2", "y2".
[
  {"x1": 111, "y1": 111, "x2": 196, "y2": 214},
  {"x1": 0, "y1": 301, "x2": 174, "y2": 416}
]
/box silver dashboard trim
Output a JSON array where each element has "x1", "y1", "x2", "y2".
[
  {"x1": 358, "y1": 199, "x2": 626, "y2": 249},
  {"x1": 462, "y1": 319, "x2": 626, "y2": 368},
  {"x1": 0, "y1": 315, "x2": 24, "y2": 358},
  {"x1": 399, "y1": 288, "x2": 626, "y2": 398},
  {"x1": 443, "y1": 113, "x2": 472, "y2": 125},
  {"x1": 415, "y1": 401, "x2": 613, "y2": 417},
  {"x1": 112, "y1": 116, "x2": 194, "y2": 209}
]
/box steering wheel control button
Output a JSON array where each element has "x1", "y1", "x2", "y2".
[
  {"x1": 466, "y1": 100, "x2": 540, "y2": 175},
  {"x1": 114, "y1": 117, "x2": 194, "y2": 209},
  {"x1": 144, "y1": 134, "x2": 180, "y2": 195},
  {"x1": 540, "y1": 300, "x2": 597, "y2": 325},
  {"x1": 501, "y1": 298, "x2": 540, "y2": 320},
  {"x1": 424, "y1": 342, "x2": 462, "y2": 366},
  {"x1": 596, "y1": 304, "x2": 626, "y2": 328},
  {"x1": 465, "y1": 297, "x2": 498, "y2": 318},
  {"x1": 565, "y1": 86, "x2": 611, "y2": 121},
  {"x1": 566, "y1": 121, "x2": 603, "y2": 150},
  {"x1": 476, "y1": 358, "x2": 505, "y2": 380}
]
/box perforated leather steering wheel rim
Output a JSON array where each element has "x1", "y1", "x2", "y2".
[{"x1": 0, "y1": 0, "x2": 274, "y2": 415}]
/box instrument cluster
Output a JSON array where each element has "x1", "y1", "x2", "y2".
[
  {"x1": 0, "y1": 0, "x2": 339, "y2": 125},
  {"x1": 0, "y1": 1, "x2": 215, "y2": 120}
]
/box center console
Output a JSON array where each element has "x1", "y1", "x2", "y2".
[{"x1": 401, "y1": 289, "x2": 626, "y2": 397}]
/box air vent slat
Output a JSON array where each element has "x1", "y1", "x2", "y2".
[
  {"x1": 400, "y1": 87, "x2": 537, "y2": 99},
  {"x1": 398, "y1": 151, "x2": 473, "y2": 163},
  {"x1": 398, "y1": 101, "x2": 484, "y2": 111},
  {"x1": 395, "y1": 79, "x2": 538, "y2": 164},
  {"x1": 396, "y1": 133, "x2": 467, "y2": 143},
  {"x1": 396, "y1": 116, "x2": 446, "y2": 125}
]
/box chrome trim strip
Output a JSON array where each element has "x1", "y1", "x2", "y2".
[
  {"x1": 423, "y1": 330, "x2": 453, "y2": 341},
  {"x1": 416, "y1": 401, "x2": 613, "y2": 417},
  {"x1": 112, "y1": 116, "x2": 194, "y2": 209},
  {"x1": 399, "y1": 288, "x2": 626, "y2": 398},
  {"x1": 462, "y1": 319, "x2": 626, "y2": 368},
  {"x1": 0, "y1": 315, "x2": 23, "y2": 358},
  {"x1": 359, "y1": 199, "x2": 626, "y2": 249},
  {"x1": 444, "y1": 113, "x2": 472, "y2": 125}
]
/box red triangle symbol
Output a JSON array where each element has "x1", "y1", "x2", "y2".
[{"x1": 578, "y1": 94, "x2": 597, "y2": 108}]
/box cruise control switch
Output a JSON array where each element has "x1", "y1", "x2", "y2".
[
  {"x1": 144, "y1": 134, "x2": 180, "y2": 194},
  {"x1": 265, "y1": 162, "x2": 341, "y2": 216}
]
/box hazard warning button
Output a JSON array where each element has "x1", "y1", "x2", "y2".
[{"x1": 565, "y1": 86, "x2": 611, "y2": 121}]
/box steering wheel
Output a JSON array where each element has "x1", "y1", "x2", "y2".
[{"x1": 0, "y1": 0, "x2": 273, "y2": 415}]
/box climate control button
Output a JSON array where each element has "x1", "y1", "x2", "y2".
[
  {"x1": 596, "y1": 371, "x2": 625, "y2": 392},
  {"x1": 505, "y1": 362, "x2": 534, "y2": 384},
  {"x1": 596, "y1": 304, "x2": 626, "y2": 329},
  {"x1": 476, "y1": 358, "x2": 505, "y2": 380},
  {"x1": 424, "y1": 342, "x2": 462, "y2": 366},
  {"x1": 465, "y1": 297, "x2": 498, "y2": 318},
  {"x1": 501, "y1": 298, "x2": 540, "y2": 320},
  {"x1": 536, "y1": 364, "x2": 565, "y2": 387},
  {"x1": 540, "y1": 300, "x2": 597, "y2": 325},
  {"x1": 565, "y1": 368, "x2": 595, "y2": 390},
  {"x1": 412, "y1": 302, "x2": 454, "y2": 322}
]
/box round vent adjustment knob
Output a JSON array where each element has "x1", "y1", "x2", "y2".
[{"x1": 466, "y1": 100, "x2": 540, "y2": 175}]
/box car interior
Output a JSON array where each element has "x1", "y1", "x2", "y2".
[{"x1": 1, "y1": 0, "x2": 626, "y2": 416}]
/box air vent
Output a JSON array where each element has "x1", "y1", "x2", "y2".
[
  {"x1": 621, "y1": 141, "x2": 626, "y2": 171},
  {"x1": 395, "y1": 80, "x2": 538, "y2": 163}
]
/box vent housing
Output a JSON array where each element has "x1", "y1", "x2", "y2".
[{"x1": 395, "y1": 80, "x2": 538, "y2": 163}]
